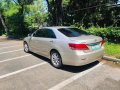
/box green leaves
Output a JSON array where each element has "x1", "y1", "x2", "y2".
[
  {"x1": 17, "y1": 0, "x2": 33, "y2": 5},
  {"x1": 3, "y1": 3, "x2": 19, "y2": 17},
  {"x1": 87, "y1": 27, "x2": 120, "y2": 43},
  {"x1": 24, "y1": 0, "x2": 48, "y2": 27}
]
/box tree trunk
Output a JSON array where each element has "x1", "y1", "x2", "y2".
[
  {"x1": 19, "y1": 5, "x2": 25, "y2": 37},
  {"x1": 46, "y1": 0, "x2": 63, "y2": 26},
  {"x1": 55, "y1": 0, "x2": 63, "y2": 26},
  {"x1": 0, "y1": 13, "x2": 8, "y2": 35},
  {"x1": 46, "y1": 0, "x2": 56, "y2": 25}
]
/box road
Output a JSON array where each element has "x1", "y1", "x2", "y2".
[{"x1": 0, "y1": 40, "x2": 120, "y2": 90}]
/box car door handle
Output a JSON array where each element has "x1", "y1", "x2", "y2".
[{"x1": 49, "y1": 40, "x2": 53, "y2": 43}]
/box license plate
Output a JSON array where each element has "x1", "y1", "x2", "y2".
[{"x1": 91, "y1": 44, "x2": 100, "y2": 50}]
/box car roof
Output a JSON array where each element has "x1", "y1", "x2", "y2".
[{"x1": 41, "y1": 26, "x2": 71, "y2": 30}]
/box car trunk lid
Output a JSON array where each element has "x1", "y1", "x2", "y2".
[
  {"x1": 69, "y1": 35, "x2": 102, "y2": 44},
  {"x1": 69, "y1": 35, "x2": 103, "y2": 52}
]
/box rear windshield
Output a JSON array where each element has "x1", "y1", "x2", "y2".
[{"x1": 58, "y1": 28, "x2": 89, "y2": 37}]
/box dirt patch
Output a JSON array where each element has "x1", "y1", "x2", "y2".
[
  {"x1": 104, "y1": 60, "x2": 120, "y2": 68},
  {"x1": 0, "y1": 36, "x2": 8, "y2": 42}
]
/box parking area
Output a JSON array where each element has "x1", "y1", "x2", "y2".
[{"x1": 0, "y1": 40, "x2": 120, "y2": 90}]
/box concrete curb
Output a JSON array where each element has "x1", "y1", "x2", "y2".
[{"x1": 103, "y1": 56, "x2": 120, "y2": 62}]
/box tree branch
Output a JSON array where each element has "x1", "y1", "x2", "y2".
[
  {"x1": 12, "y1": 0, "x2": 19, "y2": 5},
  {"x1": 0, "y1": 13, "x2": 8, "y2": 35}
]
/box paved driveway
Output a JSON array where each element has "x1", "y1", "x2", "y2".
[{"x1": 0, "y1": 40, "x2": 120, "y2": 90}]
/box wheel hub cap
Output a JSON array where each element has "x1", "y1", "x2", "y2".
[
  {"x1": 52, "y1": 53, "x2": 60, "y2": 66},
  {"x1": 24, "y1": 44, "x2": 28, "y2": 52}
]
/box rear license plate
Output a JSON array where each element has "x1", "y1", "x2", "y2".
[{"x1": 91, "y1": 44, "x2": 100, "y2": 50}]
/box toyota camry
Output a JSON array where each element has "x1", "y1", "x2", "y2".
[{"x1": 23, "y1": 26, "x2": 104, "y2": 68}]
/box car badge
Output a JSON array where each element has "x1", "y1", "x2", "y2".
[{"x1": 95, "y1": 39, "x2": 97, "y2": 42}]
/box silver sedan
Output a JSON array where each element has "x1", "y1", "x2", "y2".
[{"x1": 23, "y1": 26, "x2": 104, "y2": 68}]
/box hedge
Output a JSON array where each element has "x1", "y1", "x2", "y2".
[{"x1": 86, "y1": 27, "x2": 120, "y2": 43}]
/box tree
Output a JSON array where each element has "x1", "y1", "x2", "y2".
[
  {"x1": 12, "y1": 0, "x2": 34, "y2": 37},
  {"x1": 46, "y1": 0, "x2": 63, "y2": 26},
  {"x1": 0, "y1": 1, "x2": 8, "y2": 35},
  {"x1": 63, "y1": 0, "x2": 119, "y2": 27},
  {"x1": 25, "y1": 0, "x2": 48, "y2": 28},
  {"x1": 45, "y1": 0, "x2": 120, "y2": 27},
  {"x1": 0, "y1": 13, "x2": 8, "y2": 35}
]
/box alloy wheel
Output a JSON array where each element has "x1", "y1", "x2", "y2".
[
  {"x1": 51, "y1": 51, "x2": 62, "y2": 68},
  {"x1": 24, "y1": 43, "x2": 29, "y2": 53}
]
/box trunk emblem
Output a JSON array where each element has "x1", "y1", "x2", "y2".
[{"x1": 95, "y1": 39, "x2": 97, "y2": 42}]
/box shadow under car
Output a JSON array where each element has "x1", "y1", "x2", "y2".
[{"x1": 30, "y1": 52, "x2": 100, "y2": 73}]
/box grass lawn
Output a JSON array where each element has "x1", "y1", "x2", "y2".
[{"x1": 104, "y1": 42, "x2": 120, "y2": 59}]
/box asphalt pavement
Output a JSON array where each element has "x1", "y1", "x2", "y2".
[{"x1": 0, "y1": 40, "x2": 120, "y2": 90}]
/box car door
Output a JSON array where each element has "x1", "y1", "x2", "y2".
[
  {"x1": 29, "y1": 29, "x2": 44, "y2": 54},
  {"x1": 39, "y1": 28, "x2": 56, "y2": 57}
]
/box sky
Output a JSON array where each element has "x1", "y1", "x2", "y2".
[
  {"x1": 43, "y1": 0, "x2": 48, "y2": 11},
  {"x1": 118, "y1": 0, "x2": 120, "y2": 4}
]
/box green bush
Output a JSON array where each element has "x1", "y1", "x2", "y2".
[{"x1": 86, "y1": 27, "x2": 120, "y2": 43}]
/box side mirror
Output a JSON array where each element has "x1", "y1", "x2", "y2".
[{"x1": 28, "y1": 33, "x2": 32, "y2": 37}]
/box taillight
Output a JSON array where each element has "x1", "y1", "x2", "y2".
[
  {"x1": 101, "y1": 39, "x2": 104, "y2": 46},
  {"x1": 68, "y1": 43, "x2": 89, "y2": 50}
]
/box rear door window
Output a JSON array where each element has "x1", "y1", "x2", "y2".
[{"x1": 47, "y1": 29, "x2": 56, "y2": 38}]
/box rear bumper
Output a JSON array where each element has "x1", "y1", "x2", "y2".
[{"x1": 62, "y1": 48, "x2": 104, "y2": 66}]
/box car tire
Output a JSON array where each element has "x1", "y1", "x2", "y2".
[
  {"x1": 24, "y1": 42, "x2": 29, "y2": 53},
  {"x1": 50, "y1": 51, "x2": 63, "y2": 68}
]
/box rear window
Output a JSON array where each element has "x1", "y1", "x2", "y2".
[{"x1": 58, "y1": 28, "x2": 89, "y2": 37}]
